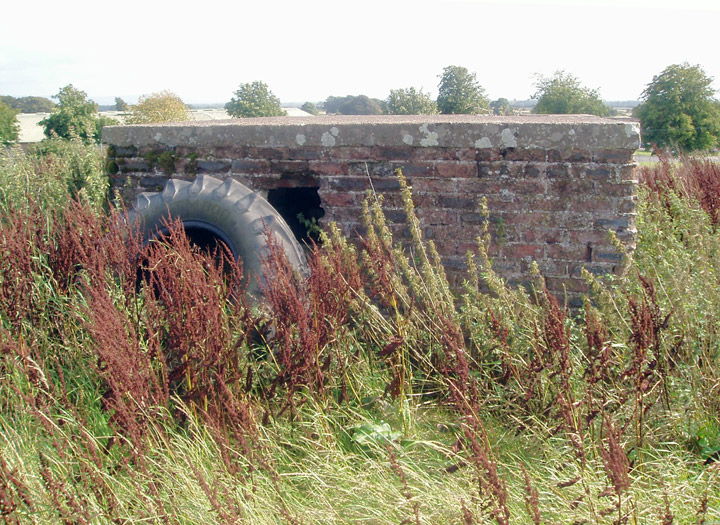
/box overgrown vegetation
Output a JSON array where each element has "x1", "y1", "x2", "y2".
[
  {"x1": 531, "y1": 71, "x2": 610, "y2": 117},
  {"x1": 634, "y1": 63, "x2": 720, "y2": 153},
  {"x1": 0, "y1": 142, "x2": 719, "y2": 523},
  {"x1": 225, "y1": 81, "x2": 286, "y2": 119},
  {"x1": 125, "y1": 91, "x2": 191, "y2": 124},
  {"x1": 0, "y1": 102, "x2": 20, "y2": 147},
  {"x1": 0, "y1": 95, "x2": 55, "y2": 114},
  {"x1": 39, "y1": 85, "x2": 118, "y2": 144}
]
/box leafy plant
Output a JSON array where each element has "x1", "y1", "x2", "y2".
[
  {"x1": 0, "y1": 101, "x2": 20, "y2": 146},
  {"x1": 1, "y1": 146, "x2": 720, "y2": 523},
  {"x1": 125, "y1": 91, "x2": 191, "y2": 124},
  {"x1": 348, "y1": 422, "x2": 402, "y2": 454},
  {"x1": 531, "y1": 70, "x2": 610, "y2": 116},
  {"x1": 39, "y1": 84, "x2": 114, "y2": 143},
  {"x1": 225, "y1": 81, "x2": 286, "y2": 118},
  {"x1": 437, "y1": 65, "x2": 489, "y2": 114},
  {"x1": 635, "y1": 62, "x2": 720, "y2": 152}
]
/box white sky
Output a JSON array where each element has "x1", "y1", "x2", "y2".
[{"x1": 2, "y1": 0, "x2": 719, "y2": 105}]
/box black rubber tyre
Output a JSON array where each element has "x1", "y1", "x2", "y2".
[{"x1": 131, "y1": 175, "x2": 308, "y2": 295}]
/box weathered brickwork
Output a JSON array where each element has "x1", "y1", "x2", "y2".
[{"x1": 103, "y1": 115, "x2": 640, "y2": 305}]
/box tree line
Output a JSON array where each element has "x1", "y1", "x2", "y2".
[{"x1": 2, "y1": 63, "x2": 719, "y2": 153}]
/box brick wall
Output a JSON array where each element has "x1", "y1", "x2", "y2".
[{"x1": 103, "y1": 115, "x2": 639, "y2": 305}]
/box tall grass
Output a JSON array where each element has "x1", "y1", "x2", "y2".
[
  {"x1": 0, "y1": 138, "x2": 107, "y2": 214},
  {"x1": 1, "y1": 143, "x2": 719, "y2": 523}
]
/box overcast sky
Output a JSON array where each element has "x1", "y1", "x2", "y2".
[{"x1": 2, "y1": 0, "x2": 719, "y2": 106}]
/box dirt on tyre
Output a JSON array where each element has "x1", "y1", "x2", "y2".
[{"x1": 131, "y1": 175, "x2": 308, "y2": 296}]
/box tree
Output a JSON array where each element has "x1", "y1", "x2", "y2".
[
  {"x1": 115, "y1": 97, "x2": 129, "y2": 111},
  {"x1": 40, "y1": 85, "x2": 108, "y2": 143},
  {"x1": 0, "y1": 101, "x2": 20, "y2": 146},
  {"x1": 387, "y1": 87, "x2": 438, "y2": 115},
  {"x1": 323, "y1": 95, "x2": 385, "y2": 115},
  {"x1": 225, "y1": 81, "x2": 286, "y2": 118},
  {"x1": 125, "y1": 91, "x2": 191, "y2": 124},
  {"x1": 531, "y1": 71, "x2": 609, "y2": 116},
  {"x1": 340, "y1": 95, "x2": 384, "y2": 115},
  {"x1": 634, "y1": 63, "x2": 720, "y2": 152},
  {"x1": 0, "y1": 95, "x2": 55, "y2": 113},
  {"x1": 489, "y1": 98, "x2": 514, "y2": 116},
  {"x1": 437, "y1": 66, "x2": 488, "y2": 114},
  {"x1": 301, "y1": 102, "x2": 319, "y2": 115}
]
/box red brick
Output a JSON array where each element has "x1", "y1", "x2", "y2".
[
  {"x1": 595, "y1": 251, "x2": 624, "y2": 263},
  {"x1": 242, "y1": 175, "x2": 282, "y2": 190},
  {"x1": 309, "y1": 161, "x2": 350, "y2": 176},
  {"x1": 617, "y1": 197, "x2": 637, "y2": 213},
  {"x1": 270, "y1": 160, "x2": 310, "y2": 174},
  {"x1": 408, "y1": 178, "x2": 450, "y2": 194},
  {"x1": 575, "y1": 197, "x2": 615, "y2": 212},
  {"x1": 410, "y1": 194, "x2": 438, "y2": 208},
  {"x1": 230, "y1": 159, "x2": 271, "y2": 173},
  {"x1": 388, "y1": 163, "x2": 429, "y2": 177},
  {"x1": 418, "y1": 209, "x2": 459, "y2": 226},
  {"x1": 435, "y1": 161, "x2": 477, "y2": 178},
  {"x1": 544, "y1": 276, "x2": 589, "y2": 294},
  {"x1": 174, "y1": 146, "x2": 200, "y2": 158},
  {"x1": 597, "y1": 182, "x2": 637, "y2": 197},
  {"x1": 563, "y1": 149, "x2": 594, "y2": 162},
  {"x1": 108, "y1": 125, "x2": 639, "y2": 302},
  {"x1": 247, "y1": 147, "x2": 290, "y2": 160},
  {"x1": 436, "y1": 195, "x2": 476, "y2": 209},
  {"x1": 569, "y1": 263, "x2": 615, "y2": 278},
  {"x1": 547, "y1": 178, "x2": 595, "y2": 196},
  {"x1": 545, "y1": 244, "x2": 589, "y2": 261},
  {"x1": 456, "y1": 242, "x2": 480, "y2": 255},
  {"x1": 507, "y1": 179, "x2": 546, "y2": 195},
  {"x1": 434, "y1": 241, "x2": 482, "y2": 257},
  {"x1": 469, "y1": 179, "x2": 505, "y2": 195},
  {"x1": 475, "y1": 149, "x2": 503, "y2": 162},
  {"x1": 502, "y1": 211, "x2": 552, "y2": 228},
  {"x1": 434, "y1": 241, "x2": 460, "y2": 256},
  {"x1": 503, "y1": 148, "x2": 548, "y2": 162},
  {"x1": 545, "y1": 164, "x2": 570, "y2": 178},
  {"x1": 328, "y1": 206, "x2": 366, "y2": 223},
  {"x1": 562, "y1": 213, "x2": 601, "y2": 230},
  {"x1": 371, "y1": 146, "x2": 414, "y2": 161},
  {"x1": 411, "y1": 148, "x2": 457, "y2": 161},
  {"x1": 569, "y1": 230, "x2": 612, "y2": 244},
  {"x1": 548, "y1": 149, "x2": 593, "y2": 162},
  {"x1": 502, "y1": 243, "x2": 544, "y2": 259},
  {"x1": 535, "y1": 259, "x2": 570, "y2": 278},
  {"x1": 211, "y1": 147, "x2": 248, "y2": 159},
  {"x1": 519, "y1": 196, "x2": 568, "y2": 212},
  {"x1": 620, "y1": 165, "x2": 639, "y2": 182},
  {"x1": 348, "y1": 162, "x2": 394, "y2": 178},
  {"x1": 455, "y1": 148, "x2": 479, "y2": 161},
  {"x1": 524, "y1": 165, "x2": 542, "y2": 178},
  {"x1": 326, "y1": 177, "x2": 371, "y2": 192},
  {"x1": 480, "y1": 199, "x2": 520, "y2": 212},
  {"x1": 289, "y1": 148, "x2": 325, "y2": 160},
  {"x1": 326, "y1": 147, "x2": 373, "y2": 160},
  {"x1": 426, "y1": 223, "x2": 478, "y2": 241},
  {"x1": 319, "y1": 192, "x2": 357, "y2": 207},
  {"x1": 370, "y1": 178, "x2": 403, "y2": 191},
  {"x1": 585, "y1": 165, "x2": 615, "y2": 179}
]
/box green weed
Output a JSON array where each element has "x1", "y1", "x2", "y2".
[{"x1": 1, "y1": 145, "x2": 719, "y2": 523}]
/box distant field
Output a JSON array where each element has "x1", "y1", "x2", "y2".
[
  {"x1": 17, "y1": 113, "x2": 49, "y2": 142},
  {"x1": 17, "y1": 108, "x2": 311, "y2": 143}
]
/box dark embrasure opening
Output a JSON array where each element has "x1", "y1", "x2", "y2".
[{"x1": 267, "y1": 187, "x2": 325, "y2": 245}]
